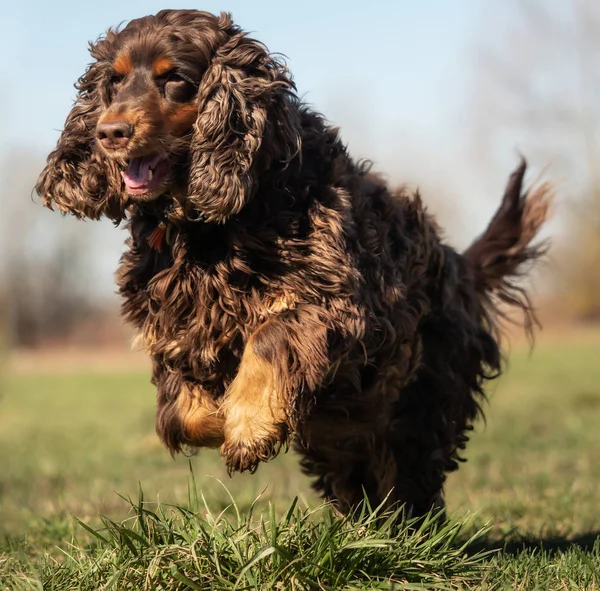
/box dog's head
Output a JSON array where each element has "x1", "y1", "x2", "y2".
[{"x1": 37, "y1": 10, "x2": 300, "y2": 223}]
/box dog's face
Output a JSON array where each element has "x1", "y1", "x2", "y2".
[
  {"x1": 96, "y1": 35, "x2": 203, "y2": 202},
  {"x1": 37, "y1": 10, "x2": 300, "y2": 223}
]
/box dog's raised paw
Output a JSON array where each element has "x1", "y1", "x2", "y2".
[{"x1": 221, "y1": 428, "x2": 286, "y2": 474}]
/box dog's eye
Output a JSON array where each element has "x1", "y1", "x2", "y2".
[
  {"x1": 108, "y1": 74, "x2": 124, "y2": 96},
  {"x1": 161, "y1": 73, "x2": 196, "y2": 103}
]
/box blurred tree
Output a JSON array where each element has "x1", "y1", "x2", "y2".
[{"x1": 473, "y1": 0, "x2": 600, "y2": 319}]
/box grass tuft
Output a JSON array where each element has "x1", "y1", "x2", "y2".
[{"x1": 2, "y1": 474, "x2": 491, "y2": 590}]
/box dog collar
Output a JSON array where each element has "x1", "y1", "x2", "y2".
[{"x1": 147, "y1": 220, "x2": 169, "y2": 251}]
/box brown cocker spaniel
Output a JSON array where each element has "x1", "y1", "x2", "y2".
[{"x1": 36, "y1": 10, "x2": 551, "y2": 518}]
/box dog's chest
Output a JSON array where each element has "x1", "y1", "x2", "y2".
[{"x1": 120, "y1": 230, "x2": 295, "y2": 383}]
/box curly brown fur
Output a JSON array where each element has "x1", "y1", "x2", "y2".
[{"x1": 36, "y1": 10, "x2": 552, "y2": 518}]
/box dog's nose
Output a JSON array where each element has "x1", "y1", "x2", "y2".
[{"x1": 96, "y1": 121, "x2": 133, "y2": 150}]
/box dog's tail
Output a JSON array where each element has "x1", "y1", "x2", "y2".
[{"x1": 463, "y1": 159, "x2": 553, "y2": 338}]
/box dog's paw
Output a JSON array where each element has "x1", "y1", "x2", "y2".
[{"x1": 221, "y1": 426, "x2": 286, "y2": 474}]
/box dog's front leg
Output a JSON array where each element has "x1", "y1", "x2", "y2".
[
  {"x1": 154, "y1": 369, "x2": 225, "y2": 453},
  {"x1": 220, "y1": 305, "x2": 330, "y2": 474}
]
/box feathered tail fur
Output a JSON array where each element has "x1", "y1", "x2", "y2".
[{"x1": 464, "y1": 159, "x2": 553, "y2": 337}]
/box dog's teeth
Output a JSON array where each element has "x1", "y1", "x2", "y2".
[{"x1": 148, "y1": 169, "x2": 153, "y2": 181}]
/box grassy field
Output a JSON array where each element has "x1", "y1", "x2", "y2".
[{"x1": 1, "y1": 329, "x2": 600, "y2": 589}]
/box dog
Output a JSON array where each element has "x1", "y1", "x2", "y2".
[{"x1": 36, "y1": 9, "x2": 551, "y2": 517}]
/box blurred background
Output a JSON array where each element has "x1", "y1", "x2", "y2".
[{"x1": 1, "y1": 0, "x2": 599, "y2": 552}]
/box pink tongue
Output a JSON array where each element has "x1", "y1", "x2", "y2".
[{"x1": 122, "y1": 154, "x2": 163, "y2": 189}]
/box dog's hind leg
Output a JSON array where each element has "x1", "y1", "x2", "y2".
[{"x1": 295, "y1": 397, "x2": 449, "y2": 521}]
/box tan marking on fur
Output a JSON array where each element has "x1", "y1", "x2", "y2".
[
  {"x1": 265, "y1": 293, "x2": 296, "y2": 314},
  {"x1": 177, "y1": 385, "x2": 224, "y2": 448},
  {"x1": 133, "y1": 325, "x2": 183, "y2": 359},
  {"x1": 113, "y1": 52, "x2": 134, "y2": 76},
  {"x1": 152, "y1": 56, "x2": 174, "y2": 77},
  {"x1": 98, "y1": 106, "x2": 160, "y2": 150},
  {"x1": 97, "y1": 110, "x2": 139, "y2": 128},
  {"x1": 97, "y1": 112, "x2": 124, "y2": 125},
  {"x1": 221, "y1": 336, "x2": 287, "y2": 471},
  {"x1": 132, "y1": 327, "x2": 156, "y2": 352},
  {"x1": 132, "y1": 326, "x2": 158, "y2": 354},
  {"x1": 162, "y1": 340, "x2": 183, "y2": 359},
  {"x1": 166, "y1": 103, "x2": 198, "y2": 136},
  {"x1": 131, "y1": 332, "x2": 145, "y2": 351},
  {"x1": 132, "y1": 118, "x2": 154, "y2": 144}
]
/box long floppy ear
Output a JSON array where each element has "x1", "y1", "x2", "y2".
[
  {"x1": 187, "y1": 33, "x2": 301, "y2": 223},
  {"x1": 36, "y1": 38, "x2": 125, "y2": 223}
]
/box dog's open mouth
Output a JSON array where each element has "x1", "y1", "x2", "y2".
[{"x1": 121, "y1": 154, "x2": 171, "y2": 196}]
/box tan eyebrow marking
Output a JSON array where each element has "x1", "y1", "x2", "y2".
[
  {"x1": 113, "y1": 52, "x2": 134, "y2": 76},
  {"x1": 152, "y1": 56, "x2": 174, "y2": 77}
]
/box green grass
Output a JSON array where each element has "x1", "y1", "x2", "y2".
[{"x1": 1, "y1": 332, "x2": 600, "y2": 589}]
